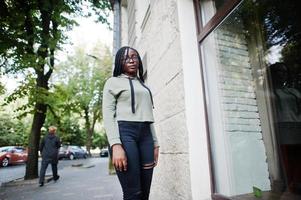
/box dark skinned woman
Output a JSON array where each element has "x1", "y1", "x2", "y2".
[{"x1": 102, "y1": 46, "x2": 159, "y2": 200}]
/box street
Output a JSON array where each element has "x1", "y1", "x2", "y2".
[
  {"x1": 0, "y1": 158, "x2": 79, "y2": 186},
  {"x1": 0, "y1": 157, "x2": 122, "y2": 200}
]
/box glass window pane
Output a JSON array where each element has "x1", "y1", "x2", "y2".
[
  {"x1": 200, "y1": 0, "x2": 301, "y2": 197},
  {"x1": 199, "y1": 0, "x2": 228, "y2": 25}
]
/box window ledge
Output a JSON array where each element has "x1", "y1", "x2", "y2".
[{"x1": 212, "y1": 191, "x2": 301, "y2": 200}]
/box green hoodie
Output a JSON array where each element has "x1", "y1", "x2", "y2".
[{"x1": 102, "y1": 74, "x2": 159, "y2": 147}]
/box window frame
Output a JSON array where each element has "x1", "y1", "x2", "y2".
[
  {"x1": 192, "y1": 0, "x2": 262, "y2": 199},
  {"x1": 193, "y1": 0, "x2": 298, "y2": 199},
  {"x1": 194, "y1": 0, "x2": 242, "y2": 43}
]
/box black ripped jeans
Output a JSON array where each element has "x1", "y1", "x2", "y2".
[{"x1": 113, "y1": 121, "x2": 155, "y2": 200}]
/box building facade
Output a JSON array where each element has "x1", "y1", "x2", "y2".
[{"x1": 111, "y1": 0, "x2": 301, "y2": 199}]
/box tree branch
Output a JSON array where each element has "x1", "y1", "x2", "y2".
[
  {"x1": 45, "y1": 18, "x2": 58, "y2": 81},
  {"x1": 36, "y1": 0, "x2": 52, "y2": 76},
  {"x1": 23, "y1": 0, "x2": 34, "y2": 54},
  {"x1": 47, "y1": 104, "x2": 61, "y2": 126},
  {"x1": 0, "y1": 0, "x2": 8, "y2": 17}
]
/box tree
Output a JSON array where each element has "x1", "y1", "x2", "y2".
[
  {"x1": 0, "y1": 0, "x2": 111, "y2": 179},
  {"x1": 92, "y1": 132, "x2": 108, "y2": 149},
  {"x1": 0, "y1": 93, "x2": 32, "y2": 147},
  {"x1": 45, "y1": 115, "x2": 86, "y2": 146},
  {"x1": 0, "y1": 113, "x2": 30, "y2": 147},
  {"x1": 0, "y1": 83, "x2": 5, "y2": 95},
  {"x1": 52, "y1": 43, "x2": 112, "y2": 155},
  {"x1": 238, "y1": 0, "x2": 301, "y2": 88}
]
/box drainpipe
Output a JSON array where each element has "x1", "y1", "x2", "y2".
[
  {"x1": 113, "y1": 0, "x2": 121, "y2": 57},
  {"x1": 109, "y1": 0, "x2": 121, "y2": 174}
]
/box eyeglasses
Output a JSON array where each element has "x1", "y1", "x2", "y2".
[{"x1": 122, "y1": 55, "x2": 139, "y2": 63}]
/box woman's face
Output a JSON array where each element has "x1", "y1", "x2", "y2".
[{"x1": 122, "y1": 48, "x2": 139, "y2": 77}]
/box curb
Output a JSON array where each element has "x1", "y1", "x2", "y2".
[
  {"x1": 1, "y1": 175, "x2": 53, "y2": 187},
  {"x1": 71, "y1": 163, "x2": 95, "y2": 168}
]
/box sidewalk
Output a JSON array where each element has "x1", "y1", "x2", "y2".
[{"x1": 0, "y1": 158, "x2": 122, "y2": 200}]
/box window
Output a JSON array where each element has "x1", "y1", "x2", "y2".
[
  {"x1": 198, "y1": 0, "x2": 228, "y2": 25},
  {"x1": 197, "y1": 0, "x2": 301, "y2": 197},
  {"x1": 194, "y1": 0, "x2": 241, "y2": 39}
]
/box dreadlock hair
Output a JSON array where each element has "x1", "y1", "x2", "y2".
[{"x1": 113, "y1": 46, "x2": 145, "y2": 82}]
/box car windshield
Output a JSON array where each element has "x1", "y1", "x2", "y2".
[
  {"x1": 60, "y1": 146, "x2": 67, "y2": 150},
  {"x1": 15, "y1": 147, "x2": 25, "y2": 153},
  {"x1": 0, "y1": 147, "x2": 13, "y2": 152}
]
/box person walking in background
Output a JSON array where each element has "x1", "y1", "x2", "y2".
[
  {"x1": 102, "y1": 46, "x2": 160, "y2": 200},
  {"x1": 39, "y1": 126, "x2": 61, "y2": 187}
]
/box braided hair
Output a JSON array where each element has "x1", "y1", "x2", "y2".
[{"x1": 113, "y1": 46, "x2": 145, "y2": 82}]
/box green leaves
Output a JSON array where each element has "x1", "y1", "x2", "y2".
[
  {"x1": 0, "y1": 0, "x2": 112, "y2": 178},
  {"x1": 0, "y1": 83, "x2": 5, "y2": 95},
  {"x1": 3, "y1": 75, "x2": 34, "y2": 104},
  {"x1": 1, "y1": 0, "x2": 111, "y2": 156},
  {"x1": 0, "y1": 0, "x2": 112, "y2": 74},
  {"x1": 252, "y1": 186, "x2": 262, "y2": 198},
  {"x1": 0, "y1": 114, "x2": 30, "y2": 146},
  {"x1": 92, "y1": 132, "x2": 108, "y2": 149},
  {"x1": 45, "y1": 42, "x2": 112, "y2": 147}
]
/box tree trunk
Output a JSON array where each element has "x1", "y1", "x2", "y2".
[
  {"x1": 25, "y1": 102, "x2": 47, "y2": 179},
  {"x1": 24, "y1": 0, "x2": 54, "y2": 179},
  {"x1": 25, "y1": 71, "x2": 49, "y2": 179},
  {"x1": 87, "y1": 128, "x2": 93, "y2": 156},
  {"x1": 84, "y1": 107, "x2": 93, "y2": 156}
]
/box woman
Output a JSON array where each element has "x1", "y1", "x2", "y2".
[
  {"x1": 102, "y1": 46, "x2": 159, "y2": 200},
  {"x1": 270, "y1": 62, "x2": 301, "y2": 193}
]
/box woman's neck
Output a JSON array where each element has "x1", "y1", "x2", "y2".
[{"x1": 124, "y1": 72, "x2": 137, "y2": 77}]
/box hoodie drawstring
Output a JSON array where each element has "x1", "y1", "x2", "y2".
[
  {"x1": 128, "y1": 77, "x2": 155, "y2": 114},
  {"x1": 128, "y1": 78, "x2": 136, "y2": 113}
]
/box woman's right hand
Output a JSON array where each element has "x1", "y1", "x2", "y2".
[{"x1": 112, "y1": 144, "x2": 127, "y2": 171}]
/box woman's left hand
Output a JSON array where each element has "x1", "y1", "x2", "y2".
[{"x1": 154, "y1": 146, "x2": 159, "y2": 167}]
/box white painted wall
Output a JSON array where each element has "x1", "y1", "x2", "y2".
[{"x1": 176, "y1": 0, "x2": 212, "y2": 199}]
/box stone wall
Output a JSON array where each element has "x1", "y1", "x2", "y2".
[{"x1": 120, "y1": 0, "x2": 192, "y2": 199}]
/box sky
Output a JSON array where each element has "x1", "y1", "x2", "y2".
[
  {"x1": 58, "y1": 14, "x2": 113, "y2": 61},
  {"x1": 1, "y1": 13, "x2": 113, "y2": 93}
]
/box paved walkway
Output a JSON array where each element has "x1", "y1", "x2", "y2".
[
  {"x1": 1, "y1": 158, "x2": 73, "y2": 186},
  {"x1": 0, "y1": 158, "x2": 122, "y2": 200}
]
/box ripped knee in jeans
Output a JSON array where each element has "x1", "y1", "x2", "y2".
[{"x1": 142, "y1": 162, "x2": 155, "y2": 170}]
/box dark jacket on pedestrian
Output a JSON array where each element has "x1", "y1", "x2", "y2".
[{"x1": 40, "y1": 133, "x2": 61, "y2": 163}]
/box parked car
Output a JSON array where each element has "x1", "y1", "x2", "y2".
[
  {"x1": 58, "y1": 145, "x2": 88, "y2": 160},
  {"x1": 0, "y1": 146, "x2": 28, "y2": 167},
  {"x1": 99, "y1": 147, "x2": 109, "y2": 157}
]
